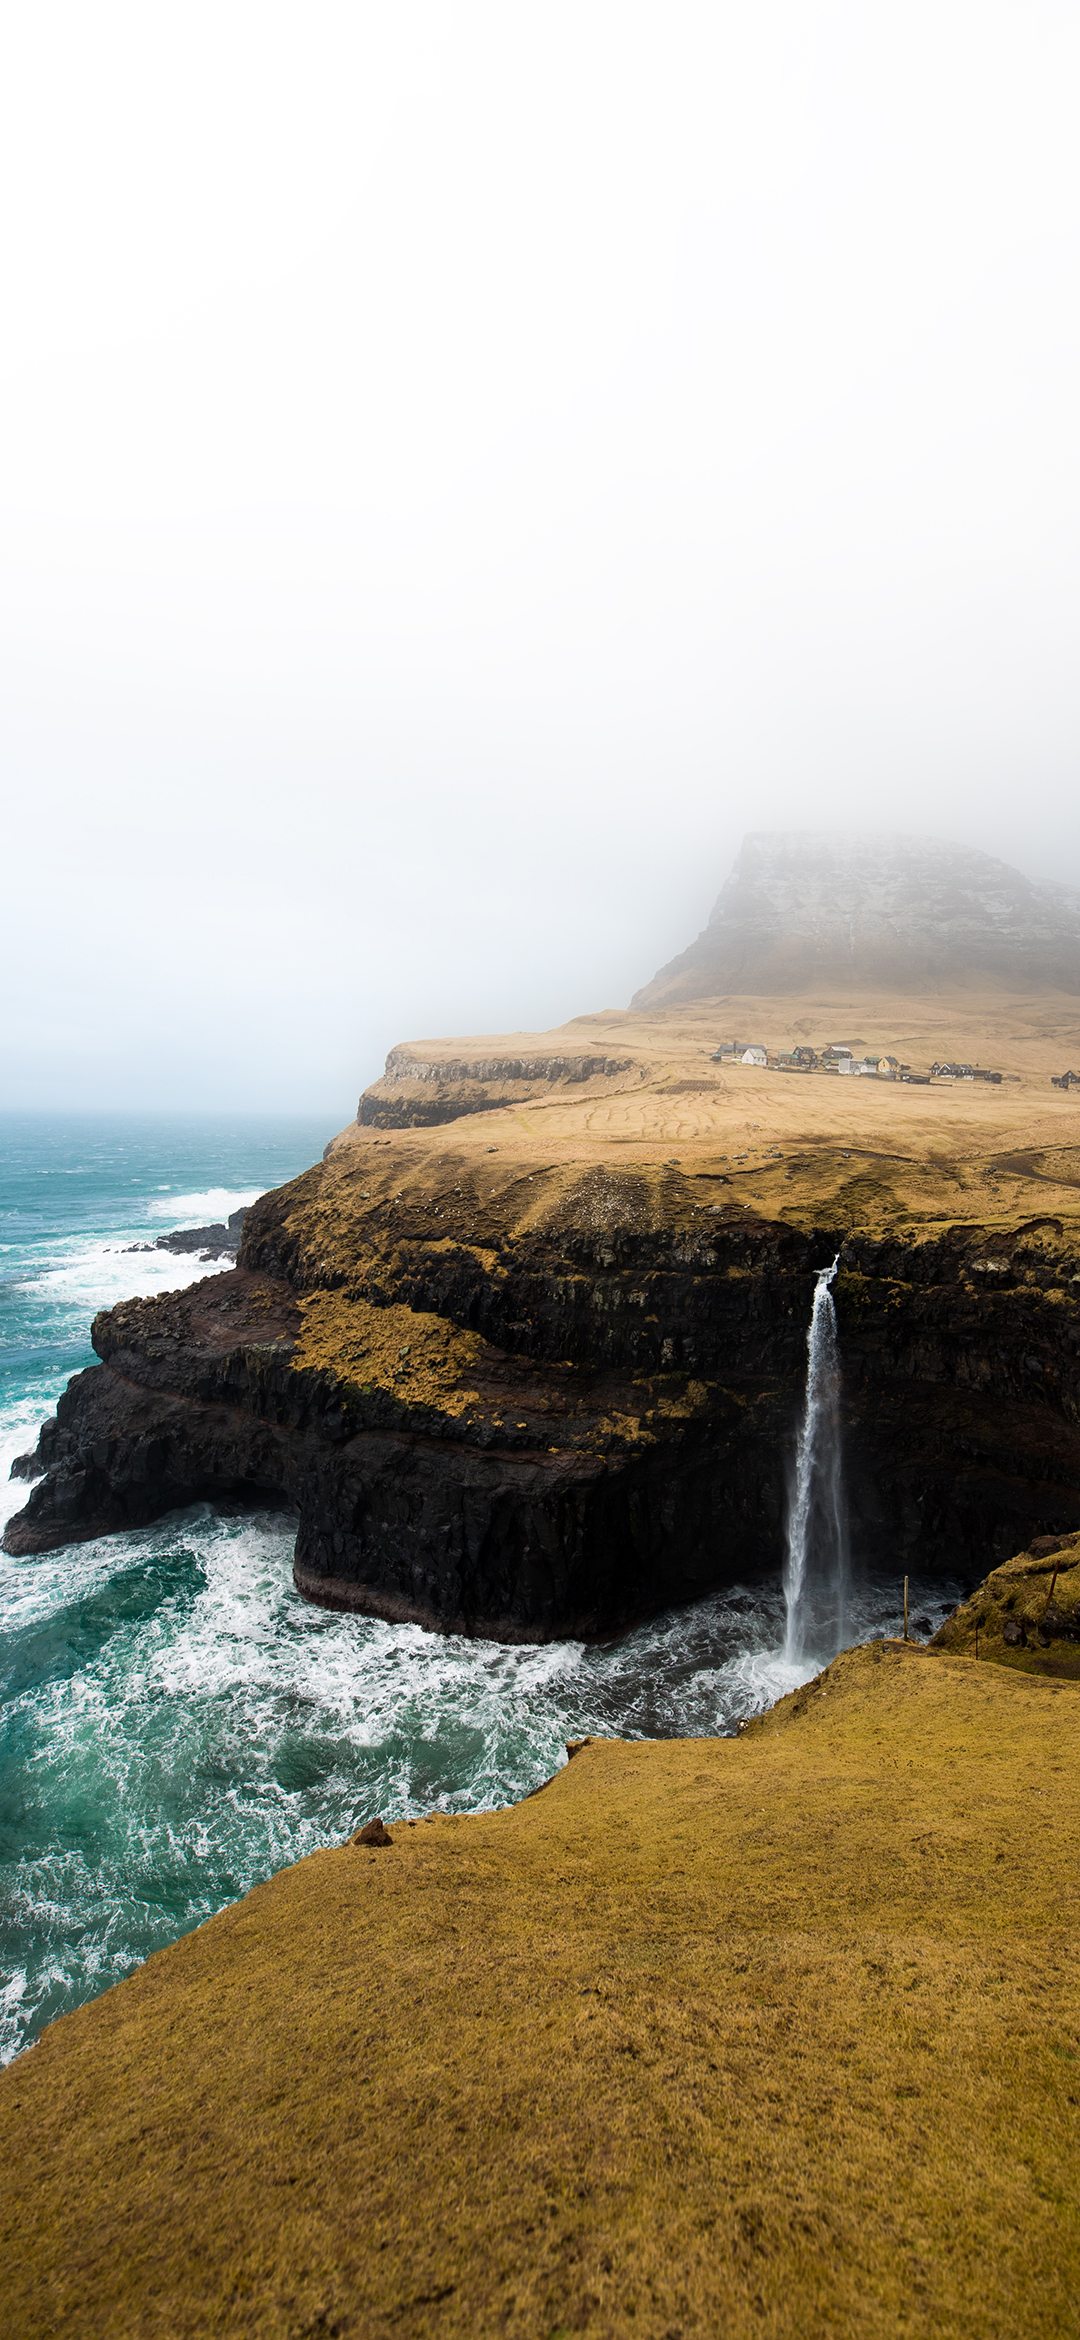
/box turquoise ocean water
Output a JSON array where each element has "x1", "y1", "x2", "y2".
[{"x1": 0, "y1": 1113, "x2": 961, "y2": 2064}]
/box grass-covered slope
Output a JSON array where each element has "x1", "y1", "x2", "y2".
[
  {"x1": 931, "y1": 1530, "x2": 1080, "y2": 1678},
  {"x1": 2, "y1": 1641, "x2": 1078, "y2": 2338}
]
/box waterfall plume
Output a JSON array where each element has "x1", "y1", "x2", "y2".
[{"x1": 783, "y1": 1257, "x2": 848, "y2": 1663}]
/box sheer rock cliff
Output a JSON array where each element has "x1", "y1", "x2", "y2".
[{"x1": 6, "y1": 1130, "x2": 1080, "y2": 1638}]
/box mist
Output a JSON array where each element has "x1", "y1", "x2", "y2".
[{"x1": 3, "y1": 1, "x2": 1079, "y2": 1116}]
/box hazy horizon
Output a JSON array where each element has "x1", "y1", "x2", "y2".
[{"x1": 4, "y1": 3, "x2": 1080, "y2": 1116}]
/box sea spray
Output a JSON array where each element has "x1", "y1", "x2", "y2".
[{"x1": 783, "y1": 1255, "x2": 848, "y2": 1663}]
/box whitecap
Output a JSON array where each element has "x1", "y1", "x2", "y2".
[{"x1": 146, "y1": 1188, "x2": 262, "y2": 1224}]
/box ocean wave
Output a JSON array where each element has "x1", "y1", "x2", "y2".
[
  {"x1": 27, "y1": 1237, "x2": 235, "y2": 1306},
  {"x1": 146, "y1": 1187, "x2": 262, "y2": 1224}
]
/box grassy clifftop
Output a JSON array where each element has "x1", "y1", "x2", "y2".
[{"x1": 3, "y1": 1639, "x2": 1078, "y2": 2338}]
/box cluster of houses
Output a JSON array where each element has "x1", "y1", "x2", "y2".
[
  {"x1": 710, "y1": 1042, "x2": 1003, "y2": 1085},
  {"x1": 1051, "y1": 1068, "x2": 1080, "y2": 1090}
]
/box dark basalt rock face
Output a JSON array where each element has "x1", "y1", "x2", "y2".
[{"x1": 5, "y1": 1189, "x2": 1080, "y2": 1641}]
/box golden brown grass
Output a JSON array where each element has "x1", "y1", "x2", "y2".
[
  {"x1": 291, "y1": 1288, "x2": 485, "y2": 1417},
  {"x1": 3, "y1": 1642, "x2": 1078, "y2": 2339},
  {"x1": 356, "y1": 986, "x2": 1080, "y2": 1181},
  {"x1": 319, "y1": 991, "x2": 1080, "y2": 1289}
]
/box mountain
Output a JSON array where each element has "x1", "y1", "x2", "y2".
[{"x1": 633, "y1": 832, "x2": 1080, "y2": 1003}]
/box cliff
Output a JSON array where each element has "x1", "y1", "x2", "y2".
[
  {"x1": 7, "y1": 1011, "x2": 1080, "y2": 1636},
  {"x1": 3, "y1": 1639, "x2": 1077, "y2": 2336},
  {"x1": 634, "y1": 832, "x2": 1080, "y2": 1004}
]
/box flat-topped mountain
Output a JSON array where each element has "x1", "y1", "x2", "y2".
[{"x1": 634, "y1": 831, "x2": 1080, "y2": 1003}]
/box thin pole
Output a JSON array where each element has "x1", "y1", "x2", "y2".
[{"x1": 903, "y1": 1576, "x2": 909, "y2": 1641}]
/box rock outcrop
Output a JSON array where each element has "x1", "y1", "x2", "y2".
[
  {"x1": 123, "y1": 1205, "x2": 249, "y2": 1262},
  {"x1": 930, "y1": 1528, "x2": 1080, "y2": 1677},
  {"x1": 634, "y1": 832, "x2": 1080, "y2": 1004}
]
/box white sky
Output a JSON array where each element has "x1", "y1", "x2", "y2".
[{"x1": 3, "y1": 1, "x2": 1079, "y2": 1115}]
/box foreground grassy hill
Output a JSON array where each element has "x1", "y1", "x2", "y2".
[{"x1": 3, "y1": 1639, "x2": 1078, "y2": 2339}]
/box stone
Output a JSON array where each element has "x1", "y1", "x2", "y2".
[{"x1": 353, "y1": 1818, "x2": 393, "y2": 1847}]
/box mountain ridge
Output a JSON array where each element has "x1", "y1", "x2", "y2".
[{"x1": 633, "y1": 830, "x2": 1080, "y2": 1004}]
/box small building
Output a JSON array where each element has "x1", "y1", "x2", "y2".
[
  {"x1": 740, "y1": 1045, "x2": 767, "y2": 1066},
  {"x1": 877, "y1": 1055, "x2": 900, "y2": 1076}
]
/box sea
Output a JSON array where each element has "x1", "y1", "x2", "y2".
[{"x1": 0, "y1": 1112, "x2": 963, "y2": 2065}]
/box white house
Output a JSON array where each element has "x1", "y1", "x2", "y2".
[{"x1": 740, "y1": 1045, "x2": 767, "y2": 1066}]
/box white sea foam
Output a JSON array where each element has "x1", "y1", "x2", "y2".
[
  {"x1": 0, "y1": 1407, "x2": 60, "y2": 1533},
  {"x1": 146, "y1": 1188, "x2": 262, "y2": 1223},
  {"x1": 34, "y1": 1240, "x2": 231, "y2": 1300},
  {"x1": 1, "y1": 1226, "x2": 241, "y2": 1529}
]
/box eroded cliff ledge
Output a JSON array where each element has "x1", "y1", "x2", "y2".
[{"x1": 7, "y1": 988, "x2": 1080, "y2": 1639}]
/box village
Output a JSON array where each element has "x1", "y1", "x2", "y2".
[{"x1": 710, "y1": 1039, "x2": 1008, "y2": 1084}]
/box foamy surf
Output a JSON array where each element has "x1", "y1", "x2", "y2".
[{"x1": 146, "y1": 1187, "x2": 262, "y2": 1223}]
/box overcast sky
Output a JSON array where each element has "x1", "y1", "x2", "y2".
[{"x1": 3, "y1": 2, "x2": 1079, "y2": 1116}]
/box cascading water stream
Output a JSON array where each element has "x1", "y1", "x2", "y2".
[{"x1": 783, "y1": 1255, "x2": 848, "y2": 1664}]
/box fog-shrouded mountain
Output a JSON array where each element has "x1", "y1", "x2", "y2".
[{"x1": 633, "y1": 832, "x2": 1080, "y2": 1003}]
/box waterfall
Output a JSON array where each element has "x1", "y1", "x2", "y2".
[{"x1": 783, "y1": 1255, "x2": 848, "y2": 1663}]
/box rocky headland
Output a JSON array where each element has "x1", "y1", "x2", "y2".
[{"x1": 6, "y1": 835, "x2": 1080, "y2": 1639}]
